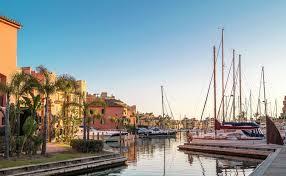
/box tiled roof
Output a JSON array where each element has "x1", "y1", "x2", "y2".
[
  {"x1": 0, "y1": 16, "x2": 22, "y2": 28},
  {"x1": 105, "y1": 99, "x2": 126, "y2": 107}
]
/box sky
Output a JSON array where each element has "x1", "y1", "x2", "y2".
[{"x1": 1, "y1": 0, "x2": 286, "y2": 119}]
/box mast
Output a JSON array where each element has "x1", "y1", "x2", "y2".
[
  {"x1": 275, "y1": 99, "x2": 278, "y2": 119},
  {"x1": 232, "y1": 49, "x2": 236, "y2": 121},
  {"x1": 221, "y1": 28, "x2": 225, "y2": 123},
  {"x1": 245, "y1": 97, "x2": 248, "y2": 120},
  {"x1": 262, "y1": 67, "x2": 267, "y2": 117},
  {"x1": 161, "y1": 86, "x2": 166, "y2": 175},
  {"x1": 250, "y1": 90, "x2": 252, "y2": 121},
  {"x1": 239, "y1": 54, "x2": 242, "y2": 120},
  {"x1": 213, "y1": 46, "x2": 217, "y2": 136},
  {"x1": 161, "y1": 86, "x2": 165, "y2": 119}
]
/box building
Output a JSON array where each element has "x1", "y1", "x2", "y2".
[
  {"x1": 181, "y1": 117, "x2": 198, "y2": 129},
  {"x1": 86, "y1": 92, "x2": 136, "y2": 130},
  {"x1": 138, "y1": 113, "x2": 158, "y2": 127},
  {"x1": 0, "y1": 16, "x2": 21, "y2": 126},
  {"x1": 281, "y1": 96, "x2": 286, "y2": 117}
]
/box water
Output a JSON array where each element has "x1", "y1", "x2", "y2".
[{"x1": 84, "y1": 133, "x2": 261, "y2": 176}]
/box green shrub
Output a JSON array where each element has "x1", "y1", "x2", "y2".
[{"x1": 70, "y1": 139, "x2": 103, "y2": 153}]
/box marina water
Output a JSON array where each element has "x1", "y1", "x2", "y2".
[{"x1": 84, "y1": 133, "x2": 260, "y2": 176}]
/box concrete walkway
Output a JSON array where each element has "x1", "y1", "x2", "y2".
[{"x1": 46, "y1": 143, "x2": 71, "y2": 154}]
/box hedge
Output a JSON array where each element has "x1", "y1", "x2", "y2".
[{"x1": 70, "y1": 139, "x2": 103, "y2": 153}]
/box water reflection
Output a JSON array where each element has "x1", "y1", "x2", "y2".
[{"x1": 84, "y1": 133, "x2": 260, "y2": 176}]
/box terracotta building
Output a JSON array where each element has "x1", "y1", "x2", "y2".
[
  {"x1": 86, "y1": 92, "x2": 136, "y2": 130},
  {"x1": 0, "y1": 16, "x2": 21, "y2": 126}
]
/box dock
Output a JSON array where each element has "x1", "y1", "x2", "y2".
[
  {"x1": 250, "y1": 146, "x2": 286, "y2": 176},
  {"x1": 178, "y1": 139, "x2": 286, "y2": 175},
  {"x1": 0, "y1": 153, "x2": 126, "y2": 176}
]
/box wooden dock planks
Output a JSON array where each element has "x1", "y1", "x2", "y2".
[
  {"x1": 250, "y1": 147, "x2": 286, "y2": 176},
  {"x1": 178, "y1": 144, "x2": 271, "y2": 159}
]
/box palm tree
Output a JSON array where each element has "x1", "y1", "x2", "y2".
[
  {"x1": 56, "y1": 74, "x2": 77, "y2": 142},
  {"x1": 0, "y1": 73, "x2": 29, "y2": 158},
  {"x1": 12, "y1": 73, "x2": 30, "y2": 137},
  {"x1": 35, "y1": 65, "x2": 57, "y2": 155},
  {"x1": 22, "y1": 93, "x2": 42, "y2": 122},
  {"x1": 66, "y1": 96, "x2": 105, "y2": 143},
  {"x1": 109, "y1": 115, "x2": 130, "y2": 146}
]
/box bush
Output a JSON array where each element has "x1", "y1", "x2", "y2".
[{"x1": 70, "y1": 139, "x2": 103, "y2": 153}]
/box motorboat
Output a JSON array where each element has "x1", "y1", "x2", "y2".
[
  {"x1": 137, "y1": 127, "x2": 176, "y2": 138},
  {"x1": 76, "y1": 126, "x2": 129, "y2": 142}
]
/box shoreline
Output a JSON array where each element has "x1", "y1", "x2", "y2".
[{"x1": 0, "y1": 152, "x2": 126, "y2": 176}]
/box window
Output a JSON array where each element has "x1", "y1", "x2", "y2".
[{"x1": 101, "y1": 109, "x2": 105, "y2": 114}]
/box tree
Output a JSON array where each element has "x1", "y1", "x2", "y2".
[
  {"x1": 66, "y1": 97, "x2": 105, "y2": 143},
  {"x1": 56, "y1": 74, "x2": 78, "y2": 142},
  {"x1": 20, "y1": 116, "x2": 37, "y2": 154},
  {"x1": 0, "y1": 73, "x2": 30, "y2": 159},
  {"x1": 35, "y1": 65, "x2": 57, "y2": 156},
  {"x1": 22, "y1": 93, "x2": 42, "y2": 122}
]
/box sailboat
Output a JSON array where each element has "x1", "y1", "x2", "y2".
[
  {"x1": 191, "y1": 29, "x2": 264, "y2": 140},
  {"x1": 137, "y1": 86, "x2": 176, "y2": 138}
]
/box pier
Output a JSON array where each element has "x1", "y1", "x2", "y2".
[
  {"x1": 178, "y1": 139, "x2": 286, "y2": 175},
  {"x1": 250, "y1": 146, "x2": 286, "y2": 176},
  {"x1": 0, "y1": 153, "x2": 126, "y2": 176}
]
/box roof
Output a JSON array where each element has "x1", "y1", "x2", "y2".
[
  {"x1": 0, "y1": 16, "x2": 22, "y2": 29},
  {"x1": 105, "y1": 99, "x2": 126, "y2": 107}
]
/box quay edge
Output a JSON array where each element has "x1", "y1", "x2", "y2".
[{"x1": 0, "y1": 153, "x2": 127, "y2": 176}]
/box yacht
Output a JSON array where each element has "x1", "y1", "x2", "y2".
[
  {"x1": 191, "y1": 120, "x2": 264, "y2": 140},
  {"x1": 137, "y1": 127, "x2": 176, "y2": 138},
  {"x1": 76, "y1": 126, "x2": 128, "y2": 142}
]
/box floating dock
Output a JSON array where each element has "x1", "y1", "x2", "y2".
[
  {"x1": 178, "y1": 139, "x2": 286, "y2": 175},
  {"x1": 250, "y1": 146, "x2": 286, "y2": 176}
]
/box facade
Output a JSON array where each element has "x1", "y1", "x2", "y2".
[
  {"x1": 0, "y1": 16, "x2": 21, "y2": 126},
  {"x1": 87, "y1": 92, "x2": 136, "y2": 130},
  {"x1": 181, "y1": 117, "x2": 198, "y2": 129},
  {"x1": 138, "y1": 113, "x2": 158, "y2": 127}
]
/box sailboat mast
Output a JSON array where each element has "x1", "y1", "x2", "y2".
[
  {"x1": 262, "y1": 67, "x2": 267, "y2": 117},
  {"x1": 239, "y1": 54, "x2": 242, "y2": 120},
  {"x1": 221, "y1": 28, "x2": 225, "y2": 123},
  {"x1": 245, "y1": 97, "x2": 248, "y2": 120},
  {"x1": 232, "y1": 49, "x2": 236, "y2": 121},
  {"x1": 161, "y1": 86, "x2": 165, "y2": 119},
  {"x1": 275, "y1": 99, "x2": 278, "y2": 119},
  {"x1": 213, "y1": 46, "x2": 217, "y2": 136},
  {"x1": 250, "y1": 91, "x2": 252, "y2": 121}
]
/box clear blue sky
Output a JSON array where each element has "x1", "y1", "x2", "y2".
[{"x1": 1, "y1": 0, "x2": 286, "y2": 119}]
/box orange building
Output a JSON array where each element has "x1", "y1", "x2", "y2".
[
  {"x1": 0, "y1": 16, "x2": 21, "y2": 126},
  {"x1": 87, "y1": 92, "x2": 136, "y2": 130}
]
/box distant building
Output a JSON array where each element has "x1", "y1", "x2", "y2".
[
  {"x1": 282, "y1": 96, "x2": 286, "y2": 115},
  {"x1": 86, "y1": 92, "x2": 136, "y2": 130},
  {"x1": 181, "y1": 117, "x2": 198, "y2": 129}
]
